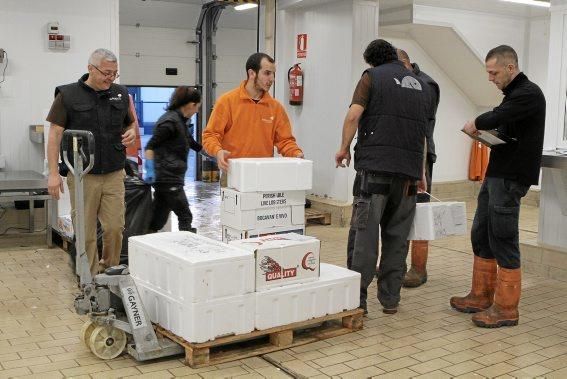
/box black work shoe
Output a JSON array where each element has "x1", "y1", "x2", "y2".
[
  {"x1": 383, "y1": 306, "x2": 398, "y2": 315},
  {"x1": 359, "y1": 305, "x2": 368, "y2": 316}
]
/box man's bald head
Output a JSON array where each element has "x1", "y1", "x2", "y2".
[{"x1": 397, "y1": 49, "x2": 412, "y2": 70}]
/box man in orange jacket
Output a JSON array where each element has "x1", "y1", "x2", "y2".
[{"x1": 203, "y1": 52, "x2": 303, "y2": 178}]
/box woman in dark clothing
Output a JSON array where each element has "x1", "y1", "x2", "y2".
[{"x1": 144, "y1": 86, "x2": 202, "y2": 232}]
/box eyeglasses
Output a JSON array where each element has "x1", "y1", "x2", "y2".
[{"x1": 91, "y1": 64, "x2": 119, "y2": 79}]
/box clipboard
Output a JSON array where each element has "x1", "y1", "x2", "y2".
[{"x1": 461, "y1": 129, "x2": 517, "y2": 148}]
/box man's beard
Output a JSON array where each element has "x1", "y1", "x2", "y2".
[
  {"x1": 254, "y1": 77, "x2": 271, "y2": 94},
  {"x1": 254, "y1": 77, "x2": 264, "y2": 94}
]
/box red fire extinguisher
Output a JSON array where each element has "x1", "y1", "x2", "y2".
[{"x1": 288, "y1": 63, "x2": 303, "y2": 106}]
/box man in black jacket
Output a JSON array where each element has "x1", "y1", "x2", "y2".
[
  {"x1": 47, "y1": 48, "x2": 136, "y2": 277},
  {"x1": 397, "y1": 49, "x2": 440, "y2": 288},
  {"x1": 451, "y1": 45, "x2": 546, "y2": 328},
  {"x1": 335, "y1": 39, "x2": 428, "y2": 315}
]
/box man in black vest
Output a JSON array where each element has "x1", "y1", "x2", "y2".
[
  {"x1": 451, "y1": 45, "x2": 545, "y2": 328},
  {"x1": 335, "y1": 39, "x2": 428, "y2": 315},
  {"x1": 397, "y1": 49, "x2": 441, "y2": 288},
  {"x1": 46, "y1": 48, "x2": 136, "y2": 277}
]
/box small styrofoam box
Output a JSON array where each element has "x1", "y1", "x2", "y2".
[
  {"x1": 221, "y1": 203, "x2": 305, "y2": 230},
  {"x1": 128, "y1": 232, "x2": 255, "y2": 302},
  {"x1": 255, "y1": 263, "x2": 360, "y2": 330},
  {"x1": 136, "y1": 281, "x2": 255, "y2": 343},
  {"x1": 229, "y1": 233, "x2": 320, "y2": 291},
  {"x1": 407, "y1": 202, "x2": 467, "y2": 240},
  {"x1": 222, "y1": 224, "x2": 306, "y2": 243},
  {"x1": 228, "y1": 158, "x2": 313, "y2": 192}
]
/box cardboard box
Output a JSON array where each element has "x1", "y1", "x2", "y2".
[
  {"x1": 228, "y1": 157, "x2": 313, "y2": 192},
  {"x1": 222, "y1": 224, "x2": 306, "y2": 243},
  {"x1": 407, "y1": 202, "x2": 467, "y2": 240},
  {"x1": 229, "y1": 233, "x2": 320, "y2": 290}
]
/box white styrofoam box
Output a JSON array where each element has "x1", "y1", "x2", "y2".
[
  {"x1": 222, "y1": 188, "x2": 306, "y2": 210},
  {"x1": 136, "y1": 280, "x2": 255, "y2": 343},
  {"x1": 222, "y1": 224, "x2": 306, "y2": 243},
  {"x1": 221, "y1": 203, "x2": 305, "y2": 230},
  {"x1": 229, "y1": 233, "x2": 320, "y2": 291},
  {"x1": 407, "y1": 202, "x2": 467, "y2": 240},
  {"x1": 255, "y1": 263, "x2": 360, "y2": 330},
  {"x1": 128, "y1": 232, "x2": 255, "y2": 302},
  {"x1": 228, "y1": 158, "x2": 313, "y2": 192}
]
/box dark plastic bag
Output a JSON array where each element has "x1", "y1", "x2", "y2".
[{"x1": 96, "y1": 163, "x2": 152, "y2": 265}]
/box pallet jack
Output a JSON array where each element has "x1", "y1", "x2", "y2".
[{"x1": 63, "y1": 130, "x2": 183, "y2": 360}]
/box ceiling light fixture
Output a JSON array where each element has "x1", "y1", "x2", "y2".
[
  {"x1": 234, "y1": 3, "x2": 258, "y2": 11},
  {"x1": 500, "y1": 0, "x2": 550, "y2": 7}
]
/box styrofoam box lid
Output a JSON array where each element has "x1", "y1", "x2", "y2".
[
  {"x1": 129, "y1": 232, "x2": 253, "y2": 264},
  {"x1": 228, "y1": 233, "x2": 318, "y2": 252}
]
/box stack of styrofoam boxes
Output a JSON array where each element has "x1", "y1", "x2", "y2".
[
  {"x1": 128, "y1": 232, "x2": 256, "y2": 343},
  {"x1": 221, "y1": 158, "x2": 312, "y2": 242},
  {"x1": 230, "y1": 233, "x2": 361, "y2": 330}
]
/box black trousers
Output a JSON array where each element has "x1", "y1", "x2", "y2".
[
  {"x1": 472, "y1": 177, "x2": 529, "y2": 269},
  {"x1": 349, "y1": 176, "x2": 417, "y2": 309},
  {"x1": 149, "y1": 183, "x2": 193, "y2": 232},
  {"x1": 347, "y1": 159, "x2": 433, "y2": 269}
]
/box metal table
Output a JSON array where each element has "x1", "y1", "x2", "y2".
[{"x1": 0, "y1": 170, "x2": 53, "y2": 246}]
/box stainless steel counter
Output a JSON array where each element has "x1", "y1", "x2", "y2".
[
  {"x1": 0, "y1": 170, "x2": 52, "y2": 246},
  {"x1": 0, "y1": 170, "x2": 47, "y2": 191},
  {"x1": 542, "y1": 150, "x2": 567, "y2": 170}
]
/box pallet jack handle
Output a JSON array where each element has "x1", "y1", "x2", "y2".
[{"x1": 62, "y1": 130, "x2": 95, "y2": 287}]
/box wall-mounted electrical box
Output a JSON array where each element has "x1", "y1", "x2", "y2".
[{"x1": 47, "y1": 21, "x2": 70, "y2": 51}]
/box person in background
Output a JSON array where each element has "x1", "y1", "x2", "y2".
[
  {"x1": 452, "y1": 45, "x2": 545, "y2": 328},
  {"x1": 46, "y1": 48, "x2": 136, "y2": 277},
  {"x1": 397, "y1": 49, "x2": 441, "y2": 288},
  {"x1": 202, "y1": 52, "x2": 303, "y2": 185},
  {"x1": 144, "y1": 86, "x2": 203, "y2": 233},
  {"x1": 336, "y1": 39, "x2": 428, "y2": 315}
]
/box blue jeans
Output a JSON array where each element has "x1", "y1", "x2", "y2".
[{"x1": 472, "y1": 177, "x2": 530, "y2": 269}]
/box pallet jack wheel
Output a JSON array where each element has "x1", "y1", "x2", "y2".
[
  {"x1": 80, "y1": 320, "x2": 96, "y2": 346},
  {"x1": 88, "y1": 325, "x2": 127, "y2": 360}
]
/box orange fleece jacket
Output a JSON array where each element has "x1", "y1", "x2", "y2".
[{"x1": 202, "y1": 81, "x2": 303, "y2": 159}]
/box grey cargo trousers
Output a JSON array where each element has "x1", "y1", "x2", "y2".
[{"x1": 349, "y1": 175, "x2": 417, "y2": 310}]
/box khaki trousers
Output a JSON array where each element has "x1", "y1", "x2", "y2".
[{"x1": 68, "y1": 169, "x2": 125, "y2": 277}]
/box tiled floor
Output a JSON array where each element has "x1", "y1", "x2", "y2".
[{"x1": 2, "y1": 181, "x2": 567, "y2": 378}]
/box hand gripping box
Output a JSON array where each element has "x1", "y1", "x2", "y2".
[
  {"x1": 407, "y1": 202, "x2": 467, "y2": 240},
  {"x1": 128, "y1": 232, "x2": 255, "y2": 302},
  {"x1": 229, "y1": 233, "x2": 320, "y2": 291},
  {"x1": 221, "y1": 190, "x2": 306, "y2": 231},
  {"x1": 255, "y1": 263, "x2": 360, "y2": 330},
  {"x1": 222, "y1": 224, "x2": 306, "y2": 243},
  {"x1": 136, "y1": 280, "x2": 255, "y2": 343},
  {"x1": 228, "y1": 157, "x2": 313, "y2": 192}
]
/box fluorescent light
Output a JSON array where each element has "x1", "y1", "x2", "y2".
[
  {"x1": 234, "y1": 3, "x2": 258, "y2": 11},
  {"x1": 500, "y1": 0, "x2": 550, "y2": 7}
]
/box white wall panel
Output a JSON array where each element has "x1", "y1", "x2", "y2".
[
  {"x1": 0, "y1": 0, "x2": 119, "y2": 172},
  {"x1": 276, "y1": 0, "x2": 379, "y2": 202},
  {"x1": 414, "y1": 5, "x2": 528, "y2": 64}
]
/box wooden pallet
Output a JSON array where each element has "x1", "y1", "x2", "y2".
[
  {"x1": 305, "y1": 208, "x2": 332, "y2": 225},
  {"x1": 155, "y1": 308, "x2": 364, "y2": 368}
]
